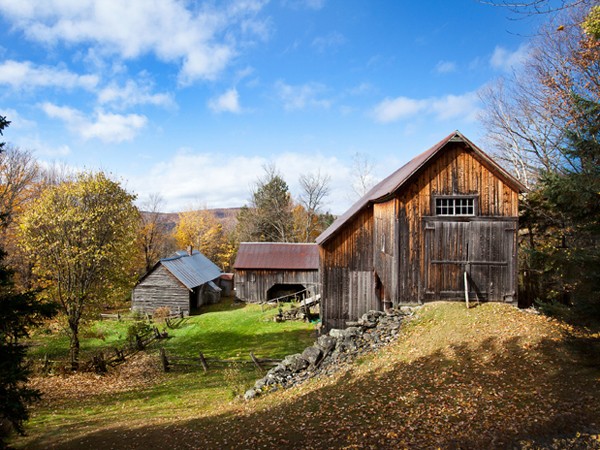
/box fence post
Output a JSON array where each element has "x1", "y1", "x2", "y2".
[
  {"x1": 160, "y1": 348, "x2": 170, "y2": 372},
  {"x1": 199, "y1": 352, "x2": 209, "y2": 371},
  {"x1": 250, "y1": 351, "x2": 264, "y2": 372}
]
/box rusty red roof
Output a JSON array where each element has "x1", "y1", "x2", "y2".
[
  {"x1": 316, "y1": 131, "x2": 526, "y2": 245},
  {"x1": 234, "y1": 242, "x2": 319, "y2": 270}
]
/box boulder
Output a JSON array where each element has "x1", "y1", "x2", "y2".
[
  {"x1": 316, "y1": 335, "x2": 337, "y2": 354},
  {"x1": 329, "y1": 328, "x2": 345, "y2": 339},
  {"x1": 301, "y1": 346, "x2": 323, "y2": 366},
  {"x1": 282, "y1": 354, "x2": 309, "y2": 373}
]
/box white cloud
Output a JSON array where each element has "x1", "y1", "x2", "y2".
[
  {"x1": 435, "y1": 60, "x2": 457, "y2": 74},
  {"x1": 127, "y1": 149, "x2": 354, "y2": 214},
  {"x1": 26, "y1": 138, "x2": 71, "y2": 157},
  {"x1": 0, "y1": 59, "x2": 99, "y2": 90},
  {"x1": 371, "y1": 92, "x2": 480, "y2": 124},
  {"x1": 275, "y1": 81, "x2": 331, "y2": 111},
  {"x1": 371, "y1": 97, "x2": 428, "y2": 123},
  {"x1": 81, "y1": 111, "x2": 147, "y2": 142},
  {"x1": 430, "y1": 92, "x2": 480, "y2": 121},
  {"x1": 97, "y1": 80, "x2": 174, "y2": 109},
  {"x1": 129, "y1": 151, "x2": 266, "y2": 211},
  {"x1": 283, "y1": 0, "x2": 326, "y2": 10},
  {"x1": 0, "y1": 0, "x2": 270, "y2": 84},
  {"x1": 41, "y1": 102, "x2": 146, "y2": 143},
  {"x1": 208, "y1": 88, "x2": 242, "y2": 114},
  {"x1": 312, "y1": 31, "x2": 345, "y2": 53},
  {"x1": 490, "y1": 43, "x2": 530, "y2": 72}
]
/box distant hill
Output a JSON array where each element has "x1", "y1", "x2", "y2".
[{"x1": 140, "y1": 207, "x2": 242, "y2": 233}]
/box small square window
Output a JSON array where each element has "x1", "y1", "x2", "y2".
[{"x1": 435, "y1": 197, "x2": 475, "y2": 216}]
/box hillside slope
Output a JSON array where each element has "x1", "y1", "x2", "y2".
[{"x1": 24, "y1": 303, "x2": 600, "y2": 449}]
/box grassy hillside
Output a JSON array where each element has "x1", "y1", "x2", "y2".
[{"x1": 13, "y1": 302, "x2": 600, "y2": 449}]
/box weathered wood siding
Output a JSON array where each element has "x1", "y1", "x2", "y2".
[
  {"x1": 373, "y1": 200, "x2": 398, "y2": 304},
  {"x1": 423, "y1": 218, "x2": 517, "y2": 301},
  {"x1": 132, "y1": 265, "x2": 190, "y2": 314},
  {"x1": 235, "y1": 269, "x2": 319, "y2": 303},
  {"x1": 320, "y1": 206, "x2": 377, "y2": 330},
  {"x1": 397, "y1": 142, "x2": 519, "y2": 302},
  {"x1": 320, "y1": 141, "x2": 520, "y2": 329}
]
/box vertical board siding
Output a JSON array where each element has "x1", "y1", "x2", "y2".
[
  {"x1": 373, "y1": 200, "x2": 398, "y2": 302},
  {"x1": 397, "y1": 143, "x2": 519, "y2": 303},
  {"x1": 235, "y1": 269, "x2": 319, "y2": 303},
  {"x1": 321, "y1": 142, "x2": 520, "y2": 329},
  {"x1": 321, "y1": 208, "x2": 374, "y2": 329}
]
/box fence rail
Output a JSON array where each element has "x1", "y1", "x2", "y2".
[{"x1": 159, "y1": 348, "x2": 282, "y2": 373}]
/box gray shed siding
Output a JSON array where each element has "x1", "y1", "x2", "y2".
[
  {"x1": 132, "y1": 265, "x2": 190, "y2": 314},
  {"x1": 235, "y1": 269, "x2": 319, "y2": 303}
]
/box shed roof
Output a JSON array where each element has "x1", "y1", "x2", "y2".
[
  {"x1": 158, "y1": 250, "x2": 222, "y2": 290},
  {"x1": 233, "y1": 242, "x2": 319, "y2": 270},
  {"x1": 316, "y1": 131, "x2": 526, "y2": 245}
]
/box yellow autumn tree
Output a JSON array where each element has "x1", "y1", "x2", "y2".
[
  {"x1": 173, "y1": 209, "x2": 235, "y2": 271},
  {"x1": 19, "y1": 171, "x2": 139, "y2": 370}
]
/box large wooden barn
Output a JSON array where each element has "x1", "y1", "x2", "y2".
[
  {"x1": 316, "y1": 131, "x2": 526, "y2": 329},
  {"x1": 234, "y1": 242, "x2": 319, "y2": 303},
  {"x1": 132, "y1": 248, "x2": 222, "y2": 315}
]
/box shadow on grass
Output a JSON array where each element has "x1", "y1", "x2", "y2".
[
  {"x1": 24, "y1": 330, "x2": 600, "y2": 450},
  {"x1": 161, "y1": 327, "x2": 316, "y2": 360},
  {"x1": 190, "y1": 296, "x2": 248, "y2": 316}
]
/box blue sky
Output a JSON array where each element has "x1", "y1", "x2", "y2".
[{"x1": 0, "y1": 0, "x2": 541, "y2": 214}]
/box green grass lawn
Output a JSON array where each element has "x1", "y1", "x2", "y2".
[
  {"x1": 13, "y1": 298, "x2": 316, "y2": 449},
  {"x1": 12, "y1": 301, "x2": 600, "y2": 449}
]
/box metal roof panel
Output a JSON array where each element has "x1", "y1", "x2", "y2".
[
  {"x1": 161, "y1": 250, "x2": 222, "y2": 290},
  {"x1": 233, "y1": 242, "x2": 319, "y2": 270}
]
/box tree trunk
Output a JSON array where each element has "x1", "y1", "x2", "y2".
[{"x1": 68, "y1": 319, "x2": 80, "y2": 371}]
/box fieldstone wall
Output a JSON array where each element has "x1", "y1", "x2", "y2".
[{"x1": 245, "y1": 306, "x2": 419, "y2": 400}]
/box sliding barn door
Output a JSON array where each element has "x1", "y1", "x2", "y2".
[{"x1": 423, "y1": 219, "x2": 516, "y2": 302}]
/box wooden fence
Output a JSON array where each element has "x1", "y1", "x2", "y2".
[
  {"x1": 39, "y1": 326, "x2": 167, "y2": 374},
  {"x1": 100, "y1": 311, "x2": 185, "y2": 321},
  {"x1": 159, "y1": 348, "x2": 282, "y2": 373}
]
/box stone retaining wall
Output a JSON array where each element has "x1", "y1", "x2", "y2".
[{"x1": 245, "y1": 306, "x2": 419, "y2": 400}]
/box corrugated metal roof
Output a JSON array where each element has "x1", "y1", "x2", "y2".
[
  {"x1": 160, "y1": 250, "x2": 222, "y2": 290},
  {"x1": 316, "y1": 131, "x2": 526, "y2": 245},
  {"x1": 233, "y1": 242, "x2": 319, "y2": 270}
]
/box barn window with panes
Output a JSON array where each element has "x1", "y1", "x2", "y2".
[{"x1": 435, "y1": 197, "x2": 475, "y2": 216}]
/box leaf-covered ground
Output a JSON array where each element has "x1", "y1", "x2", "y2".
[{"x1": 15, "y1": 302, "x2": 600, "y2": 449}]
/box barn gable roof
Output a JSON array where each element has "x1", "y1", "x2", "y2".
[
  {"x1": 141, "y1": 250, "x2": 222, "y2": 291},
  {"x1": 234, "y1": 242, "x2": 319, "y2": 270},
  {"x1": 316, "y1": 131, "x2": 526, "y2": 245}
]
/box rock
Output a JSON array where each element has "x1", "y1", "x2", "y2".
[
  {"x1": 343, "y1": 326, "x2": 361, "y2": 338},
  {"x1": 245, "y1": 303, "x2": 411, "y2": 401},
  {"x1": 244, "y1": 388, "x2": 257, "y2": 400},
  {"x1": 316, "y1": 335, "x2": 337, "y2": 354},
  {"x1": 282, "y1": 354, "x2": 309, "y2": 373},
  {"x1": 400, "y1": 306, "x2": 416, "y2": 315},
  {"x1": 329, "y1": 328, "x2": 345, "y2": 339},
  {"x1": 301, "y1": 346, "x2": 322, "y2": 366}
]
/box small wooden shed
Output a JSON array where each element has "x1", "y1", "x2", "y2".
[
  {"x1": 316, "y1": 131, "x2": 526, "y2": 329},
  {"x1": 132, "y1": 249, "x2": 222, "y2": 315},
  {"x1": 233, "y1": 242, "x2": 319, "y2": 303}
]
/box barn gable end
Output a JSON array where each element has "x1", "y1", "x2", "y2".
[
  {"x1": 317, "y1": 131, "x2": 525, "y2": 330},
  {"x1": 132, "y1": 249, "x2": 222, "y2": 315}
]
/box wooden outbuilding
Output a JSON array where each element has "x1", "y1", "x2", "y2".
[
  {"x1": 233, "y1": 242, "x2": 319, "y2": 303},
  {"x1": 132, "y1": 248, "x2": 222, "y2": 315},
  {"x1": 316, "y1": 131, "x2": 526, "y2": 329}
]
